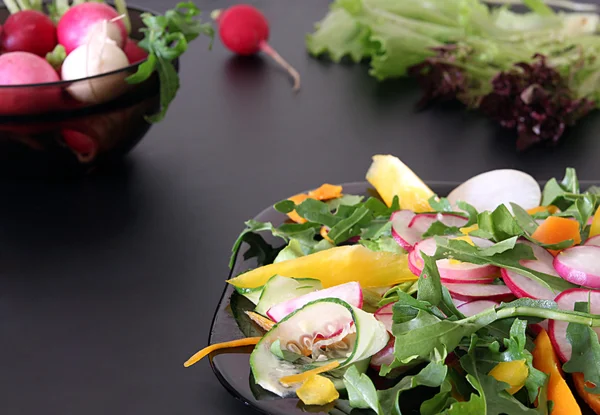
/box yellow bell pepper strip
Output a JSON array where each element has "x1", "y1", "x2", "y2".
[
  {"x1": 527, "y1": 205, "x2": 560, "y2": 215},
  {"x1": 279, "y1": 361, "x2": 341, "y2": 387},
  {"x1": 531, "y1": 216, "x2": 581, "y2": 256},
  {"x1": 296, "y1": 375, "x2": 340, "y2": 406},
  {"x1": 320, "y1": 226, "x2": 334, "y2": 244},
  {"x1": 227, "y1": 245, "x2": 417, "y2": 290},
  {"x1": 286, "y1": 184, "x2": 344, "y2": 224},
  {"x1": 488, "y1": 360, "x2": 528, "y2": 395},
  {"x1": 590, "y1": 207, "x2": 600, "y2": 238},
  {"x1": 573, "y1": 373, "x2": 600, "y2": 415},
  {"x1": 183, "y1": 337, "x2": 262, "y2": 367},
  {"x1": 532, "y1": 329, "x2": 581, "y2": 415},
  {"x1": 460, "y1": 224, "x2": 479, "y2": 235},
  {"x1": 245, "y1": 311, "x2": 275, "y2": 331}
]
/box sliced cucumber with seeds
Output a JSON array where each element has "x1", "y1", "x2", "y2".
[
  {"x1": 254, "y1": 275, "x2": 322, "y2": 316},
  {"x1": 250, "y1": 298, "x2": 389, "y2": 397}
]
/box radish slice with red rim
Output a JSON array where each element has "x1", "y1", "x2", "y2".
[
  {"x1": 391, "y1": 210, "x2": 418, "y2": 251},
  {"x1": 457, "y1": 300, "x2": 499, "y2": 317},
  {"x1": 452, "y1": 298, "x2": 468, "y2": 308},
  {"x1": 444, "y1": 283, "x2": 514, "y2": 302},
  {"x1": 370, "y1": 338, "x2": 395, "y2": 370},
  {"x1": 553, "y1": 246, "x2": 600, "y2": 288},
  {"x1": 548, "y1": 288, "x2": 600, "y2": 362},
  {"x1": 408, "y1": 213, "x2": 468, "y2": 235},
  {"x1": 585, "y1": 235, "x2": 600, "y2": 247},
  {"x1": 409, "y1": 237, "x2": 499, "y2": 282},
  {"x1": 374, "y1": 303, "x2": 393, "y2": 333}
]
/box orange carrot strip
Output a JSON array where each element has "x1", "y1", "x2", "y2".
[
  {"x1": 183, "y1": 337, "x2": 262, "y2": 367},
  {"x1": 287, "y1": 193, "x2": 310, "y2": 224},
  {"x1": 245, "y1": 311, "x2": 275, "y2": 331},
  {"x1": 320, "y1": 226, "x2": 334, "y2": 244},
  {"x1": 531, "y1": 216, "x2": 581, "y2": 256},
  {"x1": 279, "y1": 361, "x2": 340, "y2": 386}
]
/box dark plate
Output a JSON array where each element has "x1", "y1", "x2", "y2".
[{"x1": 208, "y1": 180, "x2": 599, "y2": 415}]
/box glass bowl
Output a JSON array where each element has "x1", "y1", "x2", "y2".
[{"x1": 0, "y1": 5, "x2": 176, "y2": 177}]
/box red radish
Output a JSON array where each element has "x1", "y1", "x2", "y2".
[
  {"x1": 1, "y1": 10, "x2": 57, "y2": 56},
  {"x1": 123, "y1": 38, "x2": 148, "y2": 64},
  {"x1": 0, "y1": 52, "x2": 60, "y2": 114},
  {"x1": 444, "y1": 282, "x2": 514, "y2": 302},
  {"x1": 214, "y1": 4, "x2": 301, "y2": 91},
  {"x1": 529, "y1": 320, "x2": 549, "y2": 336},
  {"x1": 410, "y1": 237, "x2": 499, "y2": 282},
  {"x1": 266, "y1": 282, "x2": 363, "y2": 322},
  {"x1": 374, "y1": 303, "x2": 394, "y2": 333},
  {"x1": 553, "y1": 246, "x2": 600, "y2": 288},
  {"x1": 391, "y1": 210, "x2": 418, "y2": 251},
  {"x1": 452, "y1": 298, "x2": 468, "y2": 308},
  {"x1": 585, "y1": 235, "x2": 600, "y2": 247},
  {"x1": 370, "y1": 338, "x2": 395, "y2": 370},
  {"x1": 457, "y1": 300, "x2": 499, "y2": 317},
  {"x1": 57, "y1": 3, "x2": 127, "y2": 54},
  {"x1": 61, "y1": 129, "x2": 98, "y2": 163},
  {"x1": 501, "y1": 260, "x2": 559, "y2": 300},
  {"x1": 548, "y1": 288, "x2": 600, "y2": 361}
]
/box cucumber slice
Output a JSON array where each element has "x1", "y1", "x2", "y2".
[
  {"x1": 250, "y1": 298, "x2": 389, "y2": 397},
  {"x1": 254, "y1": 275, "x2": 322, "y2": 316}
]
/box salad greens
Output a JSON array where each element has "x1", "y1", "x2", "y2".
[{"x1": 307, "y1": 0, "x2": 600, "y2": 148}]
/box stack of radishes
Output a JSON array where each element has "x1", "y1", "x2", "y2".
[
  {"x1": 392, "y1": 204, "x2": 600, "y2": 366},
  {"x1": 0, "y1": 2, "x2": 147, "y2": 108}
]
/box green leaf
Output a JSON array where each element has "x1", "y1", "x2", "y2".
[
  {"x1": 510, "y1": 203, "x2": 539, "y2": 235},
  {"x1": 418, "y1": 254, "x2": 462, "y2": 319},
  {"x1": 273, "y1": 239, "x2": 307, "y2": 263},
  {"x1": 458, "y1": 201, "x2": 479, "y2": 227},
  {"x1": 428, "y1": 196, "x2": 455, "y2": 213},
  {"x1": 477, "y1": 237, "x2": 518, "y2": 256},
  {"x1": 343, "y1": 365, "x2": 381, "y2": 413},
  {"x1": 378, "y1": 360, "x2": 447, "y2": 415},
  {"x1": 420, "y1": 376, "x2": 456, "y2": 415},
  {"x1": 295, "y1": 199, "x2": 339, "y2": 227},
  {"x1": 274, "y1": 200, "x2": 295, "y2": 214},
  {"x1": 563, "y1": 300, "x2": 600, "y2": 394},
  {"x1": 361, "y1": 219, "x2": 392, "y2": 240},
  {"x1": 229, "y1": 292, "x2": 264, "y2": 337},
  {"x1": 561, "y1": 167, "x2": 580, "y2": 194},
  {"x1": 477, "y1": 204, "x2": 524, "y2": 242},
  {"x1": 327, "y1": 205, "x2": 373, "y2": 244},
  {"x1": 422, "y1": 221, "x2": 461, "y2": 238},
  {"x1": 327, "y1": 194, "x2": 364, "y2": 211},
  {"x1": 523, "y1": 0, "x2": 555, "y2": 16},
  {"x1": 359, "y1": 235, "x2": 403, "y2": 254}
]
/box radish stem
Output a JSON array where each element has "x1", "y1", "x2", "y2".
[
  {"x1": 484, "y1": 0, "x2": 598, "y2": 11},
  {"x1": 114, "y1": 0, "x2": 131, "y2": 34},
  {"x1": 259, "y1": 40, "x2": 301, "y2": 92},
  {"x1": 3, "y1": 0, "x2": 21, "y2": 14},
  {"x1": 15, "y1": 0, "x2": 30, "y2": 11}
]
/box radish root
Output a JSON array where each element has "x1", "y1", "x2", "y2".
[{"x1": 259, "y1": 40, "x2": 301, "y2": 92}]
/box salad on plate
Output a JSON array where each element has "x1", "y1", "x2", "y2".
[{"x1": 186, "y1": 154, "x2": 600, "y2": 415}]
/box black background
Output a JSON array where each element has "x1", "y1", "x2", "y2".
[{"x1": 1, "y1": 0, "x2": 600, "y2": 414}]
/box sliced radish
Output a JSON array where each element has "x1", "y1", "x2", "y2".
[
  {"x1": 554, "y1": 246, "x2": 600, "y2": 288},
  {"x1": 370, "y1": 338, "x2": 395, "y2": 370},
  {"x1": 548, "y1": 288, "x2": 600, "y2": 362},
  {"x1": 447, "y1": 169, "x2": 541, "y2": 213},
  {"x1": 444, "y1": 283, "x2": 514, "y2": 302},
  {"x1": 502, "y1": 260, "x2": 559, "y2": 300},
  {"x1": 374, "y1": 303, "x2": 393, "y2": 333},
  {"x1": 266, "y1": 282, "x2": 363, "y2": 322},
  {"x1": 408, "y1": 213, "x2": 468, "y2": 236},
  {"x1": 410, "y1": 237, "x2": 499, "y2": 282},
  {"x1": 457, "y1": 300, "x2": 498, "y2": 317},
  {"x1": 391, "y1": 210, "x2": 418, "y2": 251},
  {"x1": 452, "y1": 298, "x2": 468, "y2": 308},
  {"x1": 585, "y1": 235, "x2": 600, "y2": 247}
]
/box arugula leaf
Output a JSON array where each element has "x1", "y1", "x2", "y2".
[
  {"x1": 477, "y1": 204, "x2": 523, "y2": 242},
  {"x1": 458, "y1": 201, "x2": 479, "y2": 227},
  {"x1": 361, "y1": 220, "x2": 392, "y2": 240},
  {"x1": 561, "y1": 167, "x2": 580, "y2": 194},
  {"x1": 523, "y1": 0, "x2": 555, "y2": 16},
  {"x1": 477, "y1": 236, "x2": 518, "y2": 256},
  {"x1": 420, "y1": 376, "x2": 456, "y2": 415},
  {"x1": 378, "y1": 360, "x2": 447, "y2": 415},
  {"x1": 510, "y1": 203, "x2": 539, "y2": 235},
  {"x1": 433, "y1": 237, "x2": 576, "y2": 293},
  {"x1": 295, "y1": 199, "x2": 339, "y2": 227},
  {"x1": 422, "y1": 221, "x2": 461, "y2": 238},
  {"x1": 428, "y1": 196, "x2": 454, "y2": 213},
  {"x1": 327, "y1": 194, "x2": 364, "y2": 211},
  {"x1": 359, "y1": 235, "x2": 403, "y2": 254},
  {"x1": 343, "y1": 365, "x2": 381, "y2": 413},
  {"x1": 274, "y1": 200, "x2": 295, "y2": 214},
  {"x1": 273, "y1": 239, "x2": 307, "y2": 263},
  {"x1": 418, "y1": 254, "x2": 463, "y2": 319},
  {"x1": 448, "y1": 335, "x2": 539, "y2": 414},
  {"x1": 588, "y1": 186, "x2": 600, "y2": 196},
  {"x1": 364, "y1": 195, "x2": 400, "y2": 217},
  {"x1": 126, "y1": 2, "x2": 214, "y2": 122},
  {"x1": 563, "y1": 301, "x2": 600, "y2": 394},
  {"x1": 328, "y1": 205, "x2": 373, "y2": 244}
]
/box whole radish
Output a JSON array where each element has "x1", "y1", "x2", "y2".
[
  {"x1": 123, "y1": 39, "x2": 148, "y2": 64},
  {"x1": 1, "y1": 10, "x2": 57, "y2": 56},
  {"x1": 57, "y1": 3, "x2": 127, "y2": 54},
  {"x1": 0, "y1": 52, "x2": 61, "y2": 114},
  {"x1": 214, "y1": 5, "x2": 301, "y2": 91}
]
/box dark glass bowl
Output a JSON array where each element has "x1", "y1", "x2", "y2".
[{"x1": 0, "y1": 5, "x2": 175, "y2": 177}]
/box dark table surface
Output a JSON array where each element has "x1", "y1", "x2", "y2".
[{"x1": 1, "y1": 0, "x2": 600, "y2": 414}]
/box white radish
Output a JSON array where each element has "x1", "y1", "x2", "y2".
[
  {"x1": 61, "y1": 29, "x2": 129, "y2": 104},
  {"x1": 553, "y1": 246, "x2": 600, "y2": 288},
  {"x1": 447, "y1": 169, "x2": 541, "y2": 213},
  {"x1": 585, "y1": 235, "x2": 600, "y2": 247},
  {"x1": 391, "y1": 210, "x2": 418, "y2": 251},
  {"x1": 266, "y1": 282, "x2": 363, "y2": 322},
  {"x1": 409, "y1": 237, "x2": 499, "y2": 282},
  {"x1": 444, "y1": 282, "x2": 514, "y2": 302},
  {"x1": 370, "y1": 338, "x2": 395, "y2": 370},
  {"x1": 548, "y1": 288, "x2": 600, "y2": 361},
  {"x1": 457, "y1": 300, "x2": 499, "y2": 317},
  {"x1": 374, "y1": 303, "x2": 393, "y2": 333}
]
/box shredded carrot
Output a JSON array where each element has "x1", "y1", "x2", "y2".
[
  {"x1": 287, "y1": 194, "x2": 311, "y2": 224},
  {"x1": 183, "y1": 337, "x2": 262, "y2": 367},
  {"x1": 320, "y1": 226, "x2": 334, "y2": 244},
  {"x1": 245, "y1": 311, "x2": 275, "y2": 331},
  {"x1": 531, "y1": 216, "x2": 581, "y2": 256},
  {"x1": 308, "y1": 184, "x2": 343, "y2": 200},
  {"x1": 279, "y1": 361, "x2": 341, "y2": 386}
]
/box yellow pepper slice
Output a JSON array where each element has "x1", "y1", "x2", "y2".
[
  {"x1": 488, "y1": 359, "x2": 528, "y2": 395},
  {"x1": 590, "y1": 207, "x2": 600, "y2": 238},
  {"x1": 460, "y1": 224, "x2": 479, "y2": 235},
  {"x1": 280, "y1": 361, "x2": 341, "y2": 387},
  {"x1": 228, "y1": 246, "x2": 417, "y2": 290},
  {"x1": 296, "y1": 375, "x2": 339, "y2": 406}
]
